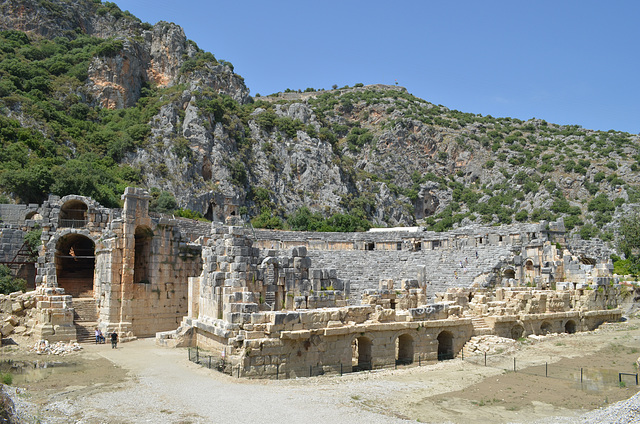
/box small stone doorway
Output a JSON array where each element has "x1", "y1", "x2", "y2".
[
  {"x1": 437, "y1": 331, "x2": 454, "y2": 361},
  {"x1": 396, "y1": 334, "x2": 414, "y2": 365},
  {"x1": 352, "y1": 336, "x2": 372, "y2": 371}
]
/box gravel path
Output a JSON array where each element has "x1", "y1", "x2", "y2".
[
  {"x1": 7, "y1": 322, "x2": 640, "y2": 424},
  {"x1": 14, "y1": 338, "x2": 410, "y2": 424}
]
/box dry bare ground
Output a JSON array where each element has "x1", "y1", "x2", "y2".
[{"x1": 3, "y1": 317, "x2": 639, "y2": 424}]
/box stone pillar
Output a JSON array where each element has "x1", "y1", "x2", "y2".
[{"x1": 32, "y1": 286, "x2": 77, "y2": 342}]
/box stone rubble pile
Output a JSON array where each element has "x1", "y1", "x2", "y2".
[
  {"x1": 464, "y1": 335, "x2": 517, "y2": 355},
  {"x1": 30, "y1": 340, "x2": 82, "y2": 355}
]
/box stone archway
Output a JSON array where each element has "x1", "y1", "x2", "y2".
[
  {"x1": 503, "y1": 268, "x2": 516, "y2": 280},
  {"x1": 524, "y1": 259, "x2": 535, "y2": 286},
  {"x1": 510, "y1": 324, "x2": 524, "y2": 340},
  {"x1": 55, "y1": 233, "x2": 95, "y2": 297},
  {"x1": 59, "y1": 199, "x2": 88, "y2": 228},
  {"x1": 437, "y1": 331, "x2": 454, "y2": 361},
  {"x1": 396, "y1": 333, "x2": 414, "y2": 365},
  {"x1": 565, "y1": 320, "x2": 576, "y2": 334},
  {"x1": 540, "y1": 321, "x2": 553, "y2": 335},
  {"x1": 352, "y1": 336, "x2": 372, "y2": 371}
]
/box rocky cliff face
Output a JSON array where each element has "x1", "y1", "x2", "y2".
[{"x1": 1, "y1": 0, "x2": 639, "y2": 237}]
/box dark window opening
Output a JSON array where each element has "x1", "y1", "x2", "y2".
[
  {"x1": 437, "y1": 331, "x2": 454, "y2": 361},
  {"x1": 134, "y1": 226, "x2": 153, "y2": 285},
  {"x1": 396, "y1": 334, "x2": 414, "y2": 365}
]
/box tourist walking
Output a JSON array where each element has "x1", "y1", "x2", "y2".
[{"x1": 110, "y1": 330, "x2": 118, "y2": 349}]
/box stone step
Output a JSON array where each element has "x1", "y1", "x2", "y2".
[
  {"x1": 73, "y1": 298, "x2": 98, "y2": 323},
  {"x1": 75, "y1": 322, "x2": 99, "y2": 344}
]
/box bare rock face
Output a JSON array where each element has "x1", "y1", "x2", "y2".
[
  {"x1": 86, "y1": 21, "x2": 199, "y2": 109},
  {"x1": 0, "y1": 0, "x2": 139, "y2": 39}
]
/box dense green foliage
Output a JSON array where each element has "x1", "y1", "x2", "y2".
[
  {"x1": 24, "y1": 225, "x2": 42, "y2": 260},
  {"x1": 614, "y1": 210, "x2": 640, "y2": 276},
  {"x1": 0, "y1": 30, "x2": 148, "y2": 207},
  {"x1": 0, "y1": 265, "x2": 26, "y2": 294}
]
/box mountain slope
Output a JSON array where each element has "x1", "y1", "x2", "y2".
[{"x1": 0, "y1": 0, "x2": 638, "y2": 243}]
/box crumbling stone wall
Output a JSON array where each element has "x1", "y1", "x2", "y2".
[
  {"x1": 93, "y1": 188, "x2": 202, "y2": 338},
  {"x1": 249, "y1": 221, "x2": 576, "y2": 301}
]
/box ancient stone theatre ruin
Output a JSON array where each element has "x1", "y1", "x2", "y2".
[{"x1": 0, "y1": 188, "x2": 623, "y2": 377}]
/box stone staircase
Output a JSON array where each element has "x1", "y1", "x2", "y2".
[
  {"x1": 73, "y1": 298, "x2": 98, "y2": 344},
  {"x1": 470, "y1": 316, "x2": 492, "y2": 336}
]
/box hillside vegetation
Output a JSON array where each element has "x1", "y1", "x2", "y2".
[{"x1": 0, "y1": 0, "x2": 639, "y2": 243}]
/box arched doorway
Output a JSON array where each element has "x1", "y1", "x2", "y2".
[
  {"x1": 510, "y1": 324, "x2": 524, "y2": 340},
  {"x1": 134, "y1": 226, "x2": 153, "y2": 285},
  {"x1": 524, "y1": 259, "x2": 535, "y2": 285},
  {"x1": 503, "y1": 268, "x2": 515, "y2": 280},
  {"x1": 396, "y1": 334, "x2": 414, "y2": 365},
  {"x1": 352, "y1": 336, "x2": 372, "y2": 371},
  {"x1": 59, "y1": 200, "x2": 88, "y2": 228},
  {"x1": 540, "y1": 321, "x2": 552, "y2": 335},
  {"x1": 55, "y1": 234, "x2": 95, "y2": 297},
  {"x1": 565, "y1": 320, "x2": 576, "y2": 334},
  {"x1": 437, "y1": 331, "x2": 454, "y2": 361}
]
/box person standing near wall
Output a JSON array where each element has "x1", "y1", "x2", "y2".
[{"x1": 110, "y1": 330, "x2": 118, "y2": 349}]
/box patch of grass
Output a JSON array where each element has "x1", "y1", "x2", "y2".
[{"x1": 1, "y1": 372, "x2": 12, "y2": 385}]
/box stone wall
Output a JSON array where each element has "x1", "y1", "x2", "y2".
[{"x1": 93, "y1": 188, "x2": 203, "y2": 338}]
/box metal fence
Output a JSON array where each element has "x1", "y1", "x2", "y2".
[
  {"x1": 187, "y1": 347, "x2": 438, "y2": 380},
  {"x1": 188, "y1": 346, "x2": 639, "y2": 387},
  {"x1": 461, "y1": 350, "x2": 639, "y2": 389}
]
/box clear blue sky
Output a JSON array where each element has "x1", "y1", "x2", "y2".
[{"x1": 113, "y1": 0, "x2": 639, "y2": 134}]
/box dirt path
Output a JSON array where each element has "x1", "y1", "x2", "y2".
[{"x1": 5, "y1": 318, "x2": 640, "y2": 424}]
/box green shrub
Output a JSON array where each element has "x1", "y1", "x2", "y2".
[
  {"x1": 149, "y1": 189, "x2": 177, "y2": 214},
  {"x1": 0, "y1": 265, "x2": 26, "y2": 294}
]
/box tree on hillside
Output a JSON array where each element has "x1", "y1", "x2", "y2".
[
  {"x1": 614, "y1": 209, "x2": 640, "y2": 277},
  {"x1": 618, "y1": 210, "x2": 640, "y2": 261}
]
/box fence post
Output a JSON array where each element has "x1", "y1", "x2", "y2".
[
  {"x1": 340, "y1": 363, "x2": 343, "y2": 376},
  {"x1": 237, "y1": 366, "x2": 240, "y2": 378},
  {"x1": 196, "y1": 346, "x2": 199, "y2": 363},
  {"x1": 484, "y1": 351, "x2": 487, "y2": 367},
  {"x1": 580, "y1": 368, "x2": 583, "y2": 383},
  {"x1": 418, "y1": 355, "x2": 421, "y2": 366},
  {"x1": 276, "y1": 364, "x2": 279, "y2": 380},
  {"x1": 208, "y1": 356, "x2": 211, "y2": 369}
]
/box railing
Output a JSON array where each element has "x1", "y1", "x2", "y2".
[
  {"x1": 188, "y1": 344, "x2": 640, "y2": 388},
  {"x1": 188, "y1": 347, "x2": 431, "y2": 380},
  {"x1": 58, "y1": 219, "x2": 87, "y2": 228}
]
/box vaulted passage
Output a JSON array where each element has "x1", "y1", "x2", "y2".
[
  {"x1": 540, "y1": 321, "x2": 553, "y2": 335},
  {"x1": 510, "y1": 324, "x2": 524, "y2": 340},
  {"x1": 134, "y1": 226, "x2": 153, "y2": 284},
  {"x1": 396, "y1": 334, "x2": 414, "y2": 365},
  {"x1": 437, "y1": 331, "x2": 454, "y2": 361},
  {"x1": 352, "y1": 336, "x2": 372, "y2": 371},
  {"x1": 565, "y1": 320, "x2": 576, "y2": 334},
  {"x1": 55, "y1": 234, "x2": 95, "y2": 297}
]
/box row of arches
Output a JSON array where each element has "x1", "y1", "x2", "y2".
[
  {"x1": 509, "y1": 320, "x2": 576, "y2": 339},
  {"x1": 351, "y1": 331, "x2": 454, "y2": 370}
]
